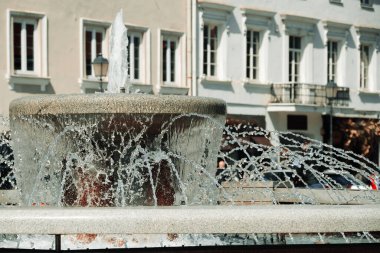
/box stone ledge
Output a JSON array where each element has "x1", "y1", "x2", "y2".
[
  {"x1": 9, "y1": 94, "x2": 227, "y2": 116},
  {"x1": 0, "y1": 205, "x2": 379, "y2": 234}
]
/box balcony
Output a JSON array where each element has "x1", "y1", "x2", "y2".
[{"x1": 271, "y1": 83, "x2": 350, "y2": 107}]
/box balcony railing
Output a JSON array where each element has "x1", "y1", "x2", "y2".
[{"x1": 271, "y1": 83, "x2": 350, "y2": 106}]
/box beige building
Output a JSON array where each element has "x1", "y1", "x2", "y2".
[{"x1": 0, "y1": 0, "x2": 192, "y2": 117}]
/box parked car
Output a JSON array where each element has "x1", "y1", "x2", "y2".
[
  {"x1": 308, "y1": 170, "x2": 369, "y2": 190},
  {"x1": 262, "y1": 169, "x2": 298, "y2": 188}
]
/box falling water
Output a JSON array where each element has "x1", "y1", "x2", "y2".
[
  {"x1": 1, "y1": 7, "x2": 380, "y2": 250},
  {"x1": 7, "y1": 110, "x2": 223, "y2": 207},
  {"x1": 1, "y1": 115, "x2": 380, "y2": 248},
  {"x1": 2, "y1": 114, "x2": 380, "y2": 206}
]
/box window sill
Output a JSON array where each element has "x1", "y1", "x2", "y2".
[
  {"x1": 243, "y1": 80, "x2": 270, "y2": 88},
  {"x1": 329, "y1": 0, "x2": 343, "y2": 6},
  {"x1": 200, "y1": 76, "x2": 232, "y2": 86},
  {"x1": 159, "y1": 85, "x2": 189, "y2": 95},
  {"x1": 358, "y1": 89, "x2": 380, "y2": 95},
  {"x1": 8, "y1": 75, "x2": 50, "y2": 92},
  {"x1": 129, "y1": 83, "x2": 153, "y2": 94},
  {"x1": 361, "y1": 5, "x2": 374, "y2": 11},
  {"x1": 80, "y1": 79, "x2": 108, "y2": 93}
]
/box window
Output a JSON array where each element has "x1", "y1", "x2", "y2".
[
  {"x1": 327, "y1": 41, "x2": 338, "y2": 83},
  {"x1": 80, "y1": 20, "x2": 110, "y2": 92},
  {"x1": 357, "y1": 27, "x2": 378, "y2": 92},
  {"x1": 287, "y1": 115, "x2": 308, "y2": 130},
  {"x1": 289, "y1": 36, "x2": 301, "y2": 83},
  {"x1": 84, "y1": 26, "x2": 106, "y2": 78},
  {"x1": 198, "y1": 2, "x2": 233, "y2": 82},
  {"x1": 13, "y1": 18, "x2": 36, "y2": 74},
  {"x1": 125, "y1": 26, "x2": 150, "y2": 91},
  {"x1": 7, "y1": 11, "x2": 49, "y2": 92},
  {"x1": 282, "y1": 15, "x2": 316, "y2": 86},
  {"x1": 246, "y1": 30, "x2": 260, "y2": 80},
  {"x1": 241, "y1": 8, "x2": 275, "y2": 84},
  {"x1": 203, "y1": 24, "x2": 218, "y2": 77},
  {"x1": 325, "y1": 22, "x2": 351, "y2": 87},
  {"x1": 162, "y1": 36, "x2": 178, "y2": 83},
  {"x1": 159, "y1": 31, "x2": 187, "y2": 94},
  {"x1": 159, "y1": 32, "x2": 187, "y2": 94},
  {"x1": 360, "y1": 44, "x2": 370, "y2": 89},
  {"x1": 127, "y1": 31, "x2": 142, "y2": 81}
]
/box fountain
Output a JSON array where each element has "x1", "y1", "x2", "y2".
[
  {"x1": 9, "y1": 94, "x2": 226, "y2": 207},
  {"x1": 1, "y1": 9, "x2": 380, "y2": 252},
  {"x1": 8, "y1": 10, "x2": 226, "y2": 208}
]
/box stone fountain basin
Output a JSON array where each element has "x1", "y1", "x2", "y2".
[
  {"x1": 9, "y1": 94, "x2": 226, "y2": 116},
  {"x1": 9, "y1": 94, "x2": 226, "y2": 206}
]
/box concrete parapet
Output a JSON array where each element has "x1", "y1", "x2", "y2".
[{"x1": 0, "y1": 205, "x2": 379, "y2": 234}]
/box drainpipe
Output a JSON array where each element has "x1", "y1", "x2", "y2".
[{"x1": 191, "y1": 0, "x2": 197, "y2": 96}]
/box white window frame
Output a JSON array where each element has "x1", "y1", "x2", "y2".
[
  {"x1": 202, "y1": 24, "x2": 218, "y2": 78},
  {"x1": 246, "y1": 30, "x2": 260, "y2": 81},
  {"x1": 6, "y1": 10, "x2": 49, "y2": 92},
  {"x1": 125, "y1": 25, "x2": 151, "y2": 93},
  {"x1": 357, "y1": 27, "x2": 379, "y2": 92},
  {"x1": 324, "y1": 21, "x2": 350, "y2": 86},
  {"x1": 79, "y1": 19, "x2": 110, "y2": 92},
  {"x1": 327, "y1": 40, "x2": 338, "y2": 83},
  {"x1": 289, "y1": 36, "x2": 302, "y2": 84},
  {"x1": 127, "y1": 31, "x2": 143, "y2": 82},
  {"x1": 127, "y1": 28, "x2": 149, "y2": 83},
  {"x1": 360, "y1": 44, "x2": 370, "y2": 89},
  {"x1": 241, "y1": 8, "x2": 275, "y2": 84},
  {"x1": 12, "y1": 17, "x2": 37, "y2": 75},
  {"x1": 282, "y1": 15, "x2": 317, "y2": 85},
  {"x1": 161, "y1": 34, "x2": 179, "y2": 84},
  {"x1": 84, "y1": 25, "x2": 107, "y2": 79},
  {"x1": 158, "y1": 30, "x2": 187, "y2": 95},
  {"x1": 198, "y1": 3, "x2": 233, "y2": 82}
]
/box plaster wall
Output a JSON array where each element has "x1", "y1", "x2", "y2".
[
  {"x1": 267, "y1": 111, "x2": 323, "y2": 142},
  {"x1": 0, "y1": 0, "x2": 190, "y2": 117}
]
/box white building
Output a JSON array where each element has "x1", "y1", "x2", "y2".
[
  {"x1": 194, "y1": 0, "x2": 380, "y2": 162},
  {"x1": 0, "y1": 0, "x2": 379, "y2": 163}
]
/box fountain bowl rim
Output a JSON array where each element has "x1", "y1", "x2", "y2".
[{"x1": 9, "y1": 94, "x2": 226, "y2": 116}]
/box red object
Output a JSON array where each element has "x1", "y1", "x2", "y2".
[{"x1": 370, "y1": 175, "x2": 378, "y2": 190}]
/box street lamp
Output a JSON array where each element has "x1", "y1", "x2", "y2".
[
  {"x1": 326, "y1": 81, "x2": 338, "y2": 146},
  {"x1": 92, "y1": 53, "x2": 109, "y2": 92}
]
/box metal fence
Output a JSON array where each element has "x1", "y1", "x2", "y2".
[{"x1": 271, "y1": 83, "x2": 350, "y2": 106}]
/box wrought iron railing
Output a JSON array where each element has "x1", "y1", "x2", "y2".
[{"x1": 271, "y1": 83, "x2": 350, "y2": 106}]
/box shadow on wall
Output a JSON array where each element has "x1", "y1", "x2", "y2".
[
  {"x1": 244, "y1": 84, "x2": 271, "y2": 95},
  {"x1": 200, "y1": 79, "x2": 235, "y2": 93},
  {"x1": 227, "y1": 11, "x2": 241, "y2": 35},
  {"x1": 11, "y1": 83, "x2": 56, "y2": 94},
  {"x1": 314, "y1": 24, "x2": 325, "y2": 50},
  {"x1": 358, "y1": 92, "x2": 380, "y2": 104},
  {"x1": 346, "y1": 29, "x2": 357, "y2": 50}
]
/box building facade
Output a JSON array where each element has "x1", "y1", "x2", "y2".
[
  {"x1": 0, "y1": 0, "x2": 379, "y2": 164},
  {"x1": 0, "y1": 0, "x2": 192, "y2": 118},
  {"x1": 195, "y1": 0, "x2": 380, "y2": 164}
]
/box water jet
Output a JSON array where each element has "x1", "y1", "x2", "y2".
[{"x1": 1, "y1": 9, "x2": 380, "y2": 252}]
